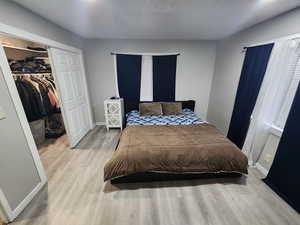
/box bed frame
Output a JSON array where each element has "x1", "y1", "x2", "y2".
[
  {"x1": 111, "y1": 172, "x2": 242, "y2": 184},
  {"x1": 111, "y1": 100, "x2": 243, "y2": 184}
]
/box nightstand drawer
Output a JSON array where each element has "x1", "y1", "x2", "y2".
[
  {"x1": 106, "y1": 102, "x2": 121, "y2": 114},
  {"x1": 107, "y1": 114, "x2": 121, "y2": 126}
]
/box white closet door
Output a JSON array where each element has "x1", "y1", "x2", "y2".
[{"x1": 49, "y1": 48, "x2": 91, "y2": 147}]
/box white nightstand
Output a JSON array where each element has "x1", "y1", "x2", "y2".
[{"x1": 104, "y1": 98, "x2": 124, "y2": 131}]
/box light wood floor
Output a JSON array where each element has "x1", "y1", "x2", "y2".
[{"x1": 11, "y1": 126, "x2": 300, "y2": 225}]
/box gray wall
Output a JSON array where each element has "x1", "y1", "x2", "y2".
[
  {"x1": 0, "y1": 68, "x2": 40, "y2": 210},
  {"x1": 207, "y1": 7, "x2": 300, "y2": 134},
  {"x1": 83, "y1": 39, "x2": 217, "y2": 122},
  {"x1": 0, "y1": 0, "x2": 83, "y2": 48},
  {"x1": 0, "y1": 0, "x2": 83, "y2": 214}
]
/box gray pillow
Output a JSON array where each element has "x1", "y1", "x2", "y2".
[{"x1": 139, "y1": 103, "x2": 163, "y2": 116}]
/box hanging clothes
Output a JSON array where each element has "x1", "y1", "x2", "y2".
[
  {"x1": 14, "y1": 74, "x2": 65, "y2": 138},
  {"x1": 15, "y1": 79, "x2": 45, "y2": 121}
]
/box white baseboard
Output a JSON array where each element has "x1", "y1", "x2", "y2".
[
  {"x1": 255, "y1": 162, "x2": 269, "y2": 177},
  {"x1": 11, "y1": 180, "x2": 46, "y2": 222},
  {"x1": 96, "y1": 122, "x2": 106, "y2": 126}
]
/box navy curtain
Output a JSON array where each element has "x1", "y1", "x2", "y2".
[
  {"x1": 116, "y1": 54, "x2": 142, "y2": 101},
  {"x1": 227, "y1": 44, "x2": 274, "y2": 149},
  {"x1": 264, "y1": 84, "x2": 300, "y2": 213},
  {"x1": 153, "y1": 55, "x2": 177, "y2": 101}
]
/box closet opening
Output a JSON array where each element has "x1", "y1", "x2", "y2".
[{"x1": 0, "y1": 34, "x2": 69, "y2": 155}]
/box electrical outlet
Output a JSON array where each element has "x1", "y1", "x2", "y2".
[{"x1": 0, "y1": 106, "x2": 6, "y2": 120}]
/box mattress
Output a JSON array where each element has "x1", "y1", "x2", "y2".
[{"x1": 126, "y1": 108, "x2": 204, "y2": 126}]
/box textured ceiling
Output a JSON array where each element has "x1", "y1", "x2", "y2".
[{"x1": 12, "y1": 0, "x2": 300, "y2": 40}]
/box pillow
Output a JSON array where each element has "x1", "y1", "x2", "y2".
[
  {"x1": 139, "y1": 103, "x2": 163, "y2": 116},
  {"x1": 161, "y1": 102, "x2": 183, "y2": 115}
]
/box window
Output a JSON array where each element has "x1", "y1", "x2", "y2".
[{"x1": 275, "y1": 52, "x2": 300, "y2": 130}]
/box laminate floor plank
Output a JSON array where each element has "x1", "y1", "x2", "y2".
[{"x1": 10, "y1": 126, "x2": 300, "y2": 225}]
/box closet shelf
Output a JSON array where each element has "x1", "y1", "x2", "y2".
[
  {"x1": 12, "y1": 71, "x2": 52, "y2": 75},
  {"x1": 3, "y1": 45, "x2": 48, "y2": 53}
]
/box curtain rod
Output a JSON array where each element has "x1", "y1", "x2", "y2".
[
  {"x1": 242, "y1": 36, "x2": 300, "y2": 52},
  {"x1": 110, "y1": 52, "x2": 180, "y2": 56},
  {"x1": 242, "y1": 47, "x2": 247, "y2": 53}
]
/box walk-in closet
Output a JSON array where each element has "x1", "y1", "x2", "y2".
[
  {"x1": 0, "y1": 25, "x2": 92, "y2": 222},
  {"x1": 0, "y1": 34, "x2": 67, "y2": 150}
]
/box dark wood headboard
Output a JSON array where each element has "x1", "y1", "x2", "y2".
[{"x1": 124, "y1": 100, "x2": 195, "y2": 114}]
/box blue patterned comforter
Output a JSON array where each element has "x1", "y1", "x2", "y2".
[{"x1": 126, "y1": 108, "x2": 204, "y2": 126}]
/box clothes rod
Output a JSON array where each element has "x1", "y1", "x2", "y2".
[{"x1": 110, "y1": 52, "x2": 180, "y2": 56}]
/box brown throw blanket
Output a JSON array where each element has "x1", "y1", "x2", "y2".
[{"x1": 104, "y1": 124, "x2": 248, "y2": 181}]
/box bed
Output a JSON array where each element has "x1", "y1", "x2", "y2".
[{"x1": 104, "y1": 100, "x2": 248, "y2": 183}]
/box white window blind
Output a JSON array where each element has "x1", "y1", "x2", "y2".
[
  {"x1": 140, "y1": 55, "x2": 153, "y2": 101},
  {"x1": 275, "y1": 54, "x2": 300, "y2": 129}
]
